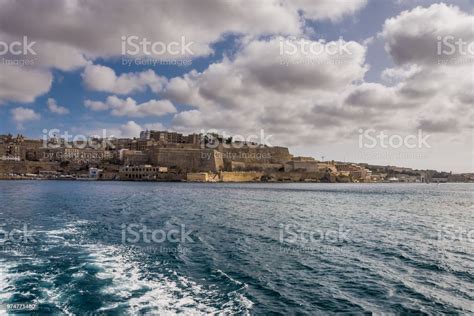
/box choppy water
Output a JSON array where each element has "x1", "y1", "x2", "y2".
[{"x1": 0, "y1": 181, "x2": 473, "y2": 314}]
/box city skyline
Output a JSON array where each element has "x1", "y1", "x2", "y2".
[{"x1": 0, "y1": 0, "x2": 472, "y2": 172}]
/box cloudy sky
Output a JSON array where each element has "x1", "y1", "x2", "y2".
[{"x1": 0, "y1": 0, "x2": 472, "y2": 172}]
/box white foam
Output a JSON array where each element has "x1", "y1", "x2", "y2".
[
  {"x1": 0, "y1": 260, "x2": 13, "y2": 302},
  {"x1": 2, "y1": 221, "x2": 254, "y2": 315},
  {"x1": 85, "y1": 244, "x2": 221, "y2": 314}
]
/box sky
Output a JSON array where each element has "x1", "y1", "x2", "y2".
[{"x1": 0, "y1": 0, "x2": 472, "y2": 172}]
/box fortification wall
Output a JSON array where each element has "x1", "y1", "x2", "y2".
[
  {"x1": 0, "y1": 161, "x2": 60, "y2": 174},
  {"x1": 186, "y1": 173, "x2": 209, "y2": 182},
  {"x1": 150, "y1": 148, "x2": 223, "y2": 172},
  {"x1": 218, "y1": 146, "x2": 292, "y2": 165},
  {"x1": 220, "y1": 171, "x2": 263, "y2": 182},
  {"x1": 265, "y1": 171, "x2": 325, "y2": 182}
]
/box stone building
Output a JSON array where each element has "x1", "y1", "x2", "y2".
[
  {"x1": 119, "y1": 165, "x2": 169, "y2": 180},
  {"x1": 217, "y1": 145, "x2": 292, "y2": 171},
  {"x1": 284, "y1": 158, "x2": 337, "y2": 174},
  {"x1": 335, "y1": 163, "x2": 371, "y2": 181},
  {"x1": 141, "y1": 130, "x2": 201, "y2": 145},
  {"x1": 120, "y1": 149, "x2": 150, "y2": 165},
  {"x1": 149, "y1": 148, "x2": 224, "y2": 172}
]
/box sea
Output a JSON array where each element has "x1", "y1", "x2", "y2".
[{"x1": 0, "y1": 181, "x2": 472, "y2": 315}]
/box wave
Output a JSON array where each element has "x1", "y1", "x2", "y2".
[{"x1": 2, "y1": 222, "x2": 253, "y2": 315}]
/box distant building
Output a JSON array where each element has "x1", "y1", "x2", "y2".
[
  {"x1": 336, "y1": 163, "x2": 370, "y2": 181},
  {"x1": 397, "y1": 174, "x2": 421, "y2": 183},
  {"x1": 149, "y1": 148, "x2": 224, "y2": 172},
  {"x1": 120, "y1": 149, "x2": 149, "y2": 165},
  {"x1": 89, "y1": 168, "x2": 103, "y2": 179},
  {"x1": 370, "y1": 174, "x2": 383, "y2": 182},
  {"x1": 285, "y1": 159, "x2": 337, "y2": 173},
  {"x1": 141, "y1": 130, "x2": 201, "y2": 145},
  {"x1": 119, "y1": 165, "x2": 168, "y2": 180},
  {"x1": 291, "y1": 156, "x2": 315, "y2": 162}
]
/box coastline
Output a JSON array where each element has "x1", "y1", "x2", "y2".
[{"x1": 0, "y1": 177, "x2": 471, "y2": 184}]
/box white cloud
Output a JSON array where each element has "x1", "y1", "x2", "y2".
[
  {"x1": 382, "y1": 3, "x2": 474, "y2": 66},
  {"x1": 85, "y1": 96, "x2": 177, "y2": 117},
  {"x1": 143, "y1": 122, "x2": 166, "y2": 131},
  {"x1": 82, "y1": 64, "x2": 167, "y2": 94},
  {"x1": 163, "y1": 3, "x2": 472, "y2": 151},
  {"x1": 0, "y1": 31, "x2": 88, "y2": 71},
  {"x1": 381, "y1": 64, "x2": 421, "y2": 82},
  {"x1": 0, "y1": 0, "x2": 368, "y2": 60},
  {"x1": 11, "y1": 107, "x2": 41, "y2": 128},
  {"x1": 377, "y1": 3, "x2": 473, "y2": 136},
  {"x1": 165, "y1": 36, "x2": 368, "y2": 106},
  {"x1": 164, "y1": 37, "x2": 367, "y2": 134},
  {"x1": 0, "y1": 0, "x2": 368, "y2": 105},
  {"x1": 74, "y1": 120, "x2": 166, "y2": 139},
  {"x1": 47, "y1": 98, "x2": 69, "y2": 114},
  {"x1": 82, "y1": 100, "x2": 110, "y2": 111},
  {"x1": 118, "y1": 121, "x2": 143, "y2": 138},
  {"x1": 0, "y1": 32, "x2": 84, "y2": 104},
  {"x1": 0, "y1": 64, "x2": 52, "y2": 104},
  {"x1": 108, "y1": 121, "x2": 166, "y2": 138},
  {"x1": 164, "y1": 36, "x2": 370, "y2": 145},
  {"x1": 345, "y1": 83, "x2": 400, "y2": 109}
]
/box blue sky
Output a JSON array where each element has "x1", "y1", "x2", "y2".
[{"x1": 0, "y1": 0, "x2": 472, "y2": 172}]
